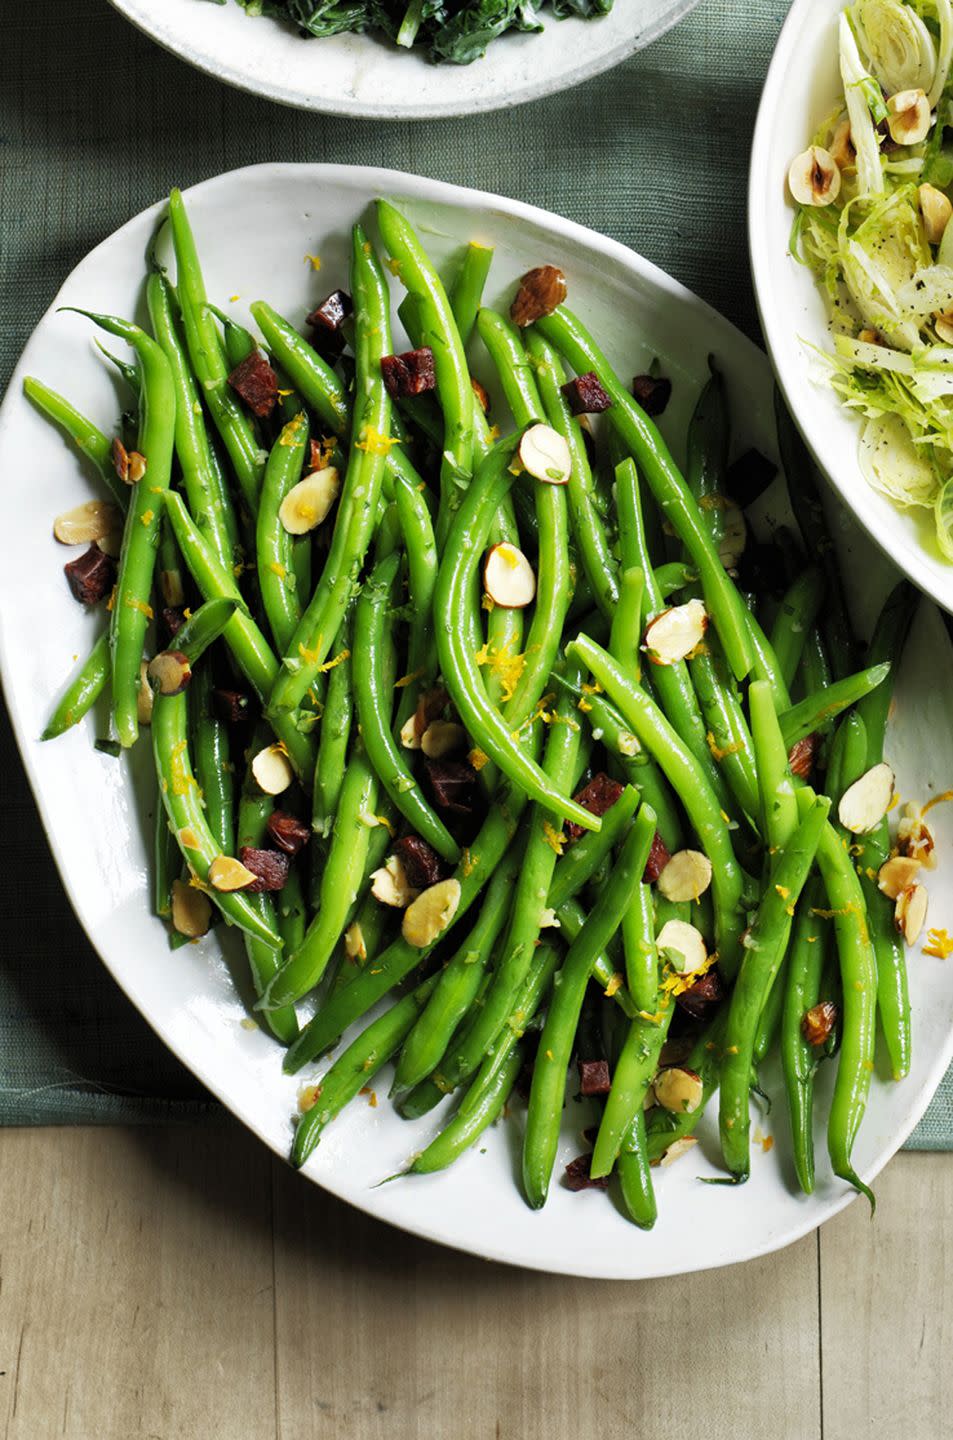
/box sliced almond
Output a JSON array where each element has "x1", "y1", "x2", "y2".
[
  {"x1": 370, "y1": 854, "x2": 419, "y2": 909},
  {"x1": 402, "y1": 877, "x2": 462, "y2": 948},
  {"x1": 653, "y1": 1066, "x2": 704, "y2": 1115},
  {"x1": 171, "y1": 878, "x2": 212, "y2": 938},
  {"x1": 137, "y1": 660, "x2": 154, "y2": 726},
  {"x1": 54, "y1": 499, "x2": 122, "y2": 547},
  {"x1": 895, "y1": 882, "x2": 929, "y2": 946},
  {"x1": 657, "y1": 1135, "x2": 698, "y2": 1169},
  {"x1": 344, "y1": 921, "x2": 367, "y2": 962},
  {"x1": 160, "y1": 568, "x2": 186, "y2": 608},
  {"x1": 877, "y1": 854, "x2": 922, "y2": 900},
  {"x1": 400, "y1": 713, "x2": 422, "y2": 751},
  {"x1": 421, "y1": 720, "x2": 467, "y2": 760},
  {"x1": 251, "y1": 743, "x2": 294, "y2": 796},
  {"x1": 643, "y1": 598, "x2": 709, "y2": 665},
  {"x1": 887, "y1": 88, "x2": 931, "y2": 146},
  {"x1": 837, "y1": 762, "x2": 895, "y2": 833},
  {"x1": 208, "y1": 855, "x2": 257, "y2": 892},
  {"x1": 787, "y1": 146, "x2": 841, "y2": 207},
  {"x1": 484, "y1": 542, "x2": 536, "y2": 608},
  {"x1": 657, "y1": 850, "x2": 713, "y2": 904},
  {"x1": 717, "y1": 502, "x2": 747, "y2": 570},
  {"x1": 147, "y1": 649, "x2": 192, "y2": 697},
  {"x1": 897, "y1": 803, "x2": 937, "y2": 870},
  {"x1": 279, "y1": 467, "x2": 340, "y2": 535},
  {"x1": 656, "y1": 919, "x2": 707, "y2": 976},
  {"x1": 920, "y1": 183, "x2": 953, "y2": 246},
  {"x1": 518, "y1": 424, "x2": 572, "y2": 486}
]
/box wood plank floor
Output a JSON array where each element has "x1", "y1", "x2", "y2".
[{"x1": 0, "y1": 1127, "x2": 946, "y2": 1439}]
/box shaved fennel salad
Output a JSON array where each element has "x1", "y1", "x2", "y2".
[{"x1": 788, "y1": 0, "x2": 953, "y2": 558}]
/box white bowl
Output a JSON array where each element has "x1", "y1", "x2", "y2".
[
  {"x1": 2, "y1": 163, "x2": 952, "y2": 1279},
  {"x1": 750, "y1": 0, "x2": 953, "y2": 616},
  {"x1": 108, "y1": 0, "x2": 697, "y2": 120}
]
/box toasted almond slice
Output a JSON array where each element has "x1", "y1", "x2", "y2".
[
  {"x1": 279, "y1": 466, "x2": 340, "y2": 535},
  {"x1": 126, "y1": 450, "x2": 147, "y2": 485},
  {"x1": 484, "y1": 542, "x2": 536, "y2": 608},
  {"x1": 137, "y1": 660, "x2": 154, "y2": 726},
  {"x1": 344, "y1": 921, "x2": 367, "y2": 962},
  {"x1": 656, "y1": 919, "x2": 707, "y2": 975},
  {"x1": 788, "y1": 146, "x2": 841, "y2": 206},
  {"x1": 97, "y1": 528, "x2": 123, "y2": 559},
  {"x1": 402, "y1": 878, "x2": 462, "y2": 948},
  {"x1": 400, "y1": 713, "x2": 421, "y2": 750},
  {"x1": 251, "y1": 743, "x2": 294, "y2": 796},
  {"x1": 837, "y1": 762, "x2": 895, "y2": 833},
  {"x1": 208, "y1": 855, "x2": 257, "y2": 892},
  {"x1": 718, "y1": 502, "x2": 747, "y2": 570},
  {"x1": 147, "y1": 649, "x2": 192, "y2": 697},
  {"x1": 370, "y1": 854, "x2": 419, "y2": 909},
  {"x1": 895, "y1": 882, "x2": 928, "y2": 946},
  {"x1": 657, "y1": 1135, "x2": 698, "y2": 1168},
  {"x1": 653, "y1": 1066, "x2": 704, "y2": 1115},
  {"x1": 643, "y1": 598, "x2": 708, "y2": 665},
  {"x1": 421, "y1": 720, "x2": 467, "y2": 760},
  {"x1": 518, "y1": 424, "x2": 572, "y2": 485},
  {"x1": 171, "y1": 878, "x2": 212, "y2": 938},
  {"x1": 657, "y1": 849, "x2": 713, "y2": 904},
  {"x1": 877, "y1": 854, "x2": 922, "y2": 901},
  {"x1": 54, "y1": 499, "x2": 122, "y2": 547},
  {"x1": 897, "y1": 803, "x2": 937, "y2": 870}
]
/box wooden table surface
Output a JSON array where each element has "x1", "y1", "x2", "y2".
[{"x1": 0, "y1": 1127, "x2": 947, "y2": 1439}]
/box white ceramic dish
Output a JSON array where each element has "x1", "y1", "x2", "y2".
[
  {"x1": 107, "y1": 0, "x2": 697, "y2": 119},
  {"x1": 750, "y1": 0, "x2": 953, "y2": 618},
  {"x1": 2, "y1": 164, "x2": 952, "y2": 1279}
]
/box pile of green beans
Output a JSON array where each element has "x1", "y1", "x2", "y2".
[{"x1": 33, "y1": 187, "x2": 930, "y2": 1225}]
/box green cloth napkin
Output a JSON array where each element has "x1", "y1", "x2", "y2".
[{"x1": 1, "y1": 0, "x2": 950, "y2": 1145}]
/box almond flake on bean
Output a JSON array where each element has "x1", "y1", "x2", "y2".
[
  {"x1": 171, "y1": 878, "x2": 212, "y2": 939},
  {"x1": 208, "y1": 855, "x2": 258, "y2": 892},
  {"x1": 518, "y1": 424, "x2": 572, "y2": 485},
  {"x1": 657, "y1": 849, "x2": 712, "y2": 904},
  {"x1": 484, "y1": 542, "x2": 536, "y2": 608},
  {"x1": 421, "y1": 720, "x2": 467, "y2": 760},
  {"x1": 895, "y1": 882, "x2": 929, "y2": 946},
  {"x1": 877, "y1": 854, "x2": 921, "y2": 900},
  {"x1": 251, "y1": 744, "x2": 294, "y2": 796},
  {"x1": 654, "y1": 1066, "x2": 704, "y2": 1114},
  {"x1": 147, "y1": 649, "x2": 192, "y2": 697},
  {"x1": 656, "y1": 919, "x2": 707, "y2": 975},
  {"x1": 402, "y1": 878, "x2": 462, "y2": 948},
  {"x1": 837, "y1": 763, "x2": 895, "y2": 833},
  {"x1": 54, "y1": 499, "x2": 122, "y2": 547},
  {"x1": 279, "y1": 467, "x2": 340, "y2": 535},
  {"x1": 370, "y1": 854, "x2": 419, "y2": 909},
  {"x1": 643, "y1": 598, "x2": 708, "y2": 665}
]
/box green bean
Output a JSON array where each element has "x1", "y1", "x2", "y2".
[
  {"x1": 283, "y1": 769, "x2": 533, "y2": 1074},
  {"x1": 609, "y1": 567, "x2": 645, "y2": 674},
  {"x1": 291, "y1": 973, "x2": 441, "y2": 1168},
  {"x1": 749, "y1": 679, "x2": 798, "y2": 848},
  {"x1": 154, "y1": 792, "x2": 179, "y2": 920},
  {"x1": 745, "y1": 608, "x2": 792, "y2": 713},
  {"x1": 782, "y1": 879, "x2": 828, "y2": 1193},
  {"x1": 568, "y1": 632, "x2": 744, "y2": 974},
  {"x1": 312, "y1": 612, "x2": 354, "y2": 838},
  {"x1": 687, "y1": 641, "x2": 760, "y2": 824},
  {"x1": 250, "y1": 300, "x2": 349, "y2": 434},
  {"x1": 645, "y1": 1010, "x2": 729, "y2": 1161},
  {"x1": 719, "y1": 791, "x2": 831, "y2": 1180},
  {"x1": 24, "y1": 376, "x2": 128, "y2": 510},
  {"x1": 394, "y1": 848, "x2": 522, "y2": 1093},
  {"x1": 168, "y1": 190, "x2": 263, "y2": 515},
  {"x1": 190, "y1": 663, "x2": 234, "y2": 855},
  {"x1": 173, "y1": 596, "x2": 238, "y2": 663},
  {"x1": 147, "y1": 272, "x2": 240, "y2": 571},
  {"x1": 391, "y1": 465, "x2": 439, "y2": 687},
  {"x1": 536, "y1": 307, "x2": 753, "y2": 680},
  {"x1": 523, "y1": 819, "x2": 653, "y2": 1207},
  {"x1": 778, "y1": 663, "x2": 891, "y2": 749},
  {"x1": 68, "y1": 311, "x2": 176, "y2": 749},
  {"x1": 856, "y1": 582, "x2": 917, "y2": 763},
  {"x1": 620, "y1": 805, "x2": 660, "y2": 1015},
  {"x1": 685, "y1": 357, "x2": 730, "y2": 544},
  {"x1": 162, "y1": 490, "x2": 315, "y2": 782},
  {"x1": 617, "y1": 1109, "x2": 658, "y2": 1228},
  {"x1": 268, "y1": 228, "x2": 394, "y2": 716},
  {"x1": 208, "y1": 304, "x2": 257, "y2": 369},
  {"x1": 444, "y1": 669, "x2": 584, "y2": 1077},
  {"x1": 547, "y1": 785, "x2": 641, "y2": 911},
  {"x1": 276, "y1": 862, "x2": 308, "y2": 958},
  {"x1": 42, "y1": 631, "x2": 111, "y2": 740},
  {"x1": 654, "y1": 562, "x2": 697, "y2": 600},
  {"x1": 775, "y1": 388, "x2": 855, "y2": 679},
  {"x1": 151, "y1": 688, "x2": 278, "y2": 946},
  {"x1": 524, "y1": 328, "x2": 619, "y2": 620},
  {"x1": 434, "y1": 437, "x2": 598, "y2": 831},
  {"x1": 768, "y1": 567, "x2": 825, "y2": 692},
  {"x1": 377, "y1": 201, "x2": 476, "y2": 547},
  {"x1": 353, "y1": 553, "x2": 461, "y2": 863},
  {"x1": 591, "y1": 984, "x2": 673, "y2": 1179},
  {"x1": 615, "y1": 459, "x2": 738, "y2": 820},
  {"x1": 263, "y1": 742, "x2": 379, "y2": 1009},
  {"x1": 450, "y1": 242, "x2": 494, "y2": 348},
  {"x1": 570, "y1": 690, "x2": 684, "y2": 851},
  {"x1": 257, "y1": 411, "x2": 309, "y2": 655}
]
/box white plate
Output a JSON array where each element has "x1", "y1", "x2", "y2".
[
  {"x1": 2, "y1": 164, "x2": 952, "y2": 1279},
  {"x1": 108, "y1": 0, "x2": 696, "y2": 119},
  {"x1": 750, "y1": 0, "x2": 953, "y2": 618}
]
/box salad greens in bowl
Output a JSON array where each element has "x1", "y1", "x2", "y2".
[{"x1": 752, "y1": 0, "x2": 953, "y2": 613}]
